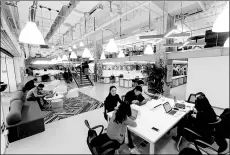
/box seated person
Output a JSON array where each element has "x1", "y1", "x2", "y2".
[
  {"x1": 106, "y1": 103, "x2": 140, "y2": 154},
  {"x1": 173, "y1": 94, "x2": 217, "y2": 144},
  {"x1": 104, "y1": 86, "x2": 122, "y2": 121},
  {"x1": 23, "y1": 78, "x2": 37, "y2": 92},
  {"x1": 124, "y1": 86, "x2": 150, "y2": 107},
  {"x1": 132, "y1": 79, "x2": 139, "y2": 87},
  {"x1": 137, "y1": 80, "x2": 158, "y2": 99},
  {"x1": 26, "y1": 84, "x2": 48, "y2": 111}
]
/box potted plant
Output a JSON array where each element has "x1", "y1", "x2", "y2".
[{"x1": 142, "y1": 63, "x2": 167, "y2": 95}]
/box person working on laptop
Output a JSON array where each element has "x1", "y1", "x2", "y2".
[
  {"x1": 124, "y1": 86, "x2": 150, "y2": 107},
  {"x1": 172, "y1": 94, "x2": 217, "y2": 144},
  {"x1": 106, "y1": 103, "x2": 140, "y2": 154},
  {"x1": 104, "y1": 86, "x2": 122, "y2": 121},
  {"x1": 26, "y1": 84, "x2": 48, "y2": 111}
]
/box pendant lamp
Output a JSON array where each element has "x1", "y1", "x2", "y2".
[
  {"x1": 89, "y1": 56, "x2": 94, "y2": 60},
  {"x1": 19, "y1": 21, "x2": 45, "y2": 45},
  {"x1": 79, "y1": 42, "x2": 84, "y2": 47},
  {"x1": 224, "y1": 38, "x2": 229, "y2": 47},
  {"x1": 68, "y1": 47, "x2": 72, "y2": 52},
  {"x1": 62, "y1": 55, "x2": 68, "y2": 61},
  {"x1": 82, "y1": 48, "x2": 92, "y2": 58},
  {"x1": 144, "y1": 44, "x2": 154, "y2": 55},
  {"x1": 106, "y1": 38, "x2": 118, "y2": 53},
  {"x1": 100, "y1": 52, "x2": 106, "y2": 60},
  {"x1": 118, "y1": 50, "x2": 125, "y2": 58},
  {"x1": 212, "y1": 2, "x2": 229, "y2": 32},
  {"x1": 57, "y1": 56, "x2": 62, "y2": 62},
  {"x1": 70, "y1": 52, "x2": 77, "y2": 59},
  {"x1": 73, "y1": 44, "x2": 77, "y2": 49}
]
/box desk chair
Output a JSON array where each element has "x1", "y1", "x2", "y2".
[
  {"x1": 85, "y1": 120, "x2": 120, "y2": 155},
  {"x1": 176, "y1": 117, "x2": 222, "y2": 151}
]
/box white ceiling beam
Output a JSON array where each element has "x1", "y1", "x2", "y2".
[
  {"x1": 74, "y1": 9, "x2": 85, "y2": 14},
  {"x1": 71, "y1": 1, "x2": 148, "y2": 46},
  {"x1": 197, "y1": 1, "x2": 206, "y2": 11}
]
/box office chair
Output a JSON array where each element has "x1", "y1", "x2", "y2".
[
  {"x1": 85, "y1": 120, "x2": 119, "y2": 155},
  {"x1": 110, "y1": 75, "x2": 115, "y2": 86},
  {"x1": 176, "y1": 117, "x2": 222, "y2": 151}
]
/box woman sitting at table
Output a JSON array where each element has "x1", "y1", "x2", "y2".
[
  {"x1": 104, "y1": 86, "x2": 122, "y2": 121},
  {"x1": 106, "y1": 103, "x2": 140, "y2": 154},
  {"x1": 172, "y1": 93, "x2": 217, "y2": 143}
]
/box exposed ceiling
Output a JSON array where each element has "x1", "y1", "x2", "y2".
[{"x1": 2, "y1": 1, "x2": 228, "y2": 59}]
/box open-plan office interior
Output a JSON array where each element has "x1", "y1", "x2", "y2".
[{"x1": 1, "y1": 1, "x2": 229, "y2": 154}]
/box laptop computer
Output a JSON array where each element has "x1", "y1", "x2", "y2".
[
  {"x1": 130, "y1": 108, "x2": 138, "y2": 120},
  {"x1": 163, "y1": 102, "x2": 178, "y2": 115}
]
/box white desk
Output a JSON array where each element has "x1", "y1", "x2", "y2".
[{"x1": 107, "y1": 98, "x2": 194, "y2": 154}]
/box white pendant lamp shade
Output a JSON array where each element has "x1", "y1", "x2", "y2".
[
  {"x1": 100, "y1": 52, "x2": 106, "y2": 60},
  {"x1": 19, "y1": 22, "x2": 45, "y2": 45},
  {"x1": 79, "y1": 42, "x2": 84, "y2": 47},
  {"x1": 144, "y1": 44, "x2": 154, "y2": 55},
  {"x1": 118, "y1": 50, "x2": 125, "y2": 58},
  {"x1": 106, "y1": 38, "x2": 118, "y2": 53},
  {"x1": 82, "y1": 48, "x2": 92, "y2": 58},
  {"x1": 62, "y1": 55, "x2": 68, "y2": 61},
  {"x1": 68, "y1": 47, "x2": 72, "y2": 51},
  {"x1": 73, "y1": 44, "x2": 77, "y2": 49},
  {"x1": 89, "y1": 55, "x2": 94, "y2": 60},
  {"x1": 212, "y1": 2, "x2": 229, "y2": 32},
  {"x1": 70, "y1": 52, "x2": 77, "y2": 59},
  {"x1": 57, "y1": 56, "x2": 62, "y2": 62},
  {"x1": 224, "y1": 38, "x2": 229, "y2": 47}
]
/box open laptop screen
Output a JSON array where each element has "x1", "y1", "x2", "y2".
[{"x1": 163, "y1": 102, "x2": 172, "y2": 113}]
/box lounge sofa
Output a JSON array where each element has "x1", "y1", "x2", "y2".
[{"x1": 6, "y1": 83, "x2": 45, "y2": 143}]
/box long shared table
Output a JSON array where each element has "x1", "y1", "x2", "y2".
[{"x1": 107, "y1": 98, "x2": 194, "y2": 154}]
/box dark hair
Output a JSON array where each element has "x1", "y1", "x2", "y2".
[
  {"x1": 114, "y1": 103, "x2": 130, "y2": 124},
  {"x1": 137, "y1": 80, "x2": 144, "y2": 85},
  {"x1": 109, "y1": 86, "x2": 116, "y2": 92},
  {"x1": 34, "y1": 78, "x2": 37, "y2": 81},
  {"x1": 195, "y1": 95, "x2": 212, "y2": 112},
  {"x1": 134, "y1": 86, "x2": 142, "y2": 92},
  {"x1": 196, "y1": 92, "x2": 205, "y2": 97},
  {"x1": 37, "y1": 84, "x2": 44, "y2": 88}
]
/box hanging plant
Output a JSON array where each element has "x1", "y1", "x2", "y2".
[{"x1": 142, "y1": 63, "x2": 167, "y2": 94}]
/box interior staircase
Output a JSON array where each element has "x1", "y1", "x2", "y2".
[{"x1": 68, "y1": 67, "x2": 94, "y2": 88}]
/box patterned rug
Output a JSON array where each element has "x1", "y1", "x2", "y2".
[{"x1": 42, "y1": 92, "x2": 103, "y2": 124}]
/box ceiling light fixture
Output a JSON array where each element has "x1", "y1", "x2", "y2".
[
  {"x1": 82, "y1": 48, "x2": 92, "y2": 58},
  {"x1": 144, "y1": 44, "x2": 154, "y2": 55},
  {"x1": 117, "y1": 49, "x2": 125, "y2": 58},
  {"x1": 19, "y1": 21, "x2": 45, "y2": 45},
  {"x1": 57, "y1": 56, "x2": 62, "y2": 62},
  {"x1": 68, "y1": 47, "x2": 72, "y2": 51},
  {"x1": 73, "y1": 44, "x2": 77, "y2": 49},
  {"x1": 106, "y1": 38, "x2": 118, "y2": 53},
  {"x1": 100, "y1": 52, "x2": 106, "y2": 60},
  {"x1": 79, "y1": 42, "x2": 84, "y2": 47},
  {"x1": 62, "y1": 55, "x2": 68, "y2": 61},
  {"x1": 89, "y1": 55, "x2": 94, "y2": 60},
  {"x1": 70, "y1": 52, "x2": 77, "y2": 59},
  {"x1": 224, "y1": 38, "x2": 229, "y2": 47},
  {"x1": 212, "y1": 2, "x2": 229, "y2": 32}
]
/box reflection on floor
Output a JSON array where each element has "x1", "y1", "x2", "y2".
[{"x1": 1, "y1": 81, "x2": 225, "y2": 154}]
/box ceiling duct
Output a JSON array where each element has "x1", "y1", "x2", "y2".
[
  {"x1": 85, "y1": 3, "x2": 103, "y2": 18},
  {"x1": 44, "y1": 1, "x2": 80, "y2": 42}
]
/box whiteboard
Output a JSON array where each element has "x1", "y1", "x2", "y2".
[{"x1": 186, "y1": 56, "x2": 229, "y2": 109}]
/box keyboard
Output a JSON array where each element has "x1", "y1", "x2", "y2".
[{"x1": 169, "y1": 110, "x2": 177, "y2": 115}]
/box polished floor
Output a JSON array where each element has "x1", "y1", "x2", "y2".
[{"x1": 1, "y1": 81, "x2": 225, "y2": 154}]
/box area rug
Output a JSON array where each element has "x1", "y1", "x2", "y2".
[{"x1": 43, "y1": 92, "x2": 103, "y2": 124}]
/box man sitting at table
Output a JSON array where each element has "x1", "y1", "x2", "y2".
[
  {"x1": 137, "y1": 80, "x2": 159, "y2": 99},
  {"x1": 124, "y1": 85, "x2": 150, "y2": 106},
  {"x1": 26, "y1": 84, "x2": 48, "y2": 111}
]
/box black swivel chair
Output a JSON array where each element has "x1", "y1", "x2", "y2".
[{"x1": 85, "y1": 120, "x2": 119, "y2": 155}]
